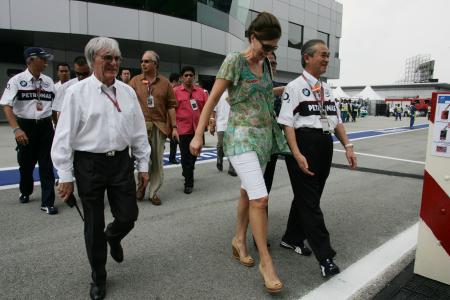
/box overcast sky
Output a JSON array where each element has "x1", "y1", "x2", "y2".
[{"x1": 329, "y1": 0, "x2": 450, "y2": 87}]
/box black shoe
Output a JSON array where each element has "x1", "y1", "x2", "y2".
[
  {"x1": 184, "y1": 186, "x2": 193, "y2": 194},
  {"x1": 280, "y1": 240, "x2": 312, "y2": 256},
  {"x1": 19, "y1": 194, "x2": 29, "y2": 204},
  {"x1": 169, "y1": 158, "x2": 179, "y2": 164},
  {"x1": 90, "y1": 282, "x2": 106, "y2": 300},
  {"x1": 228, "y1": 169, "x2": 237, "y2": 177},
  {"x1": 107, "y1": 238, "x2": 123, "y2": 263},
  {"x1": 217, "y1": 160, "x2": 223, "y2": 171},
  {"x1": 319, "y1": 258, "x2": 340, "y2": 278},
  {"x1": 41, "y1": 206, "x2": 58, "y2": 215}
]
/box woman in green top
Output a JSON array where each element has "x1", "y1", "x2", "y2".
[{"x1": 190, "y1": 12, "x2": 289, "y2": 294}]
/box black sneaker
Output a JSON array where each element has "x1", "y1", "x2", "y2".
[
  {"x1": 319, "y1": 258, "x2": 340, "y2": 278},
  {"x1": 280, "y1": 240, "x2": 312, "y2": 256},
  {"x1": 169, "y1": 158, "x2": 179, "y2": 164},
  {"x1": 41, "y1": 206, "x2": 58, "y2": 215},
  {"x1": 19, "y1": 194, "x2": 30, "y2": 204},
  {"x1": 184, "y1": 186, "x2": 193, "y2": 194}
]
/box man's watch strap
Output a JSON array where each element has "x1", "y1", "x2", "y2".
[{"x1": 172, "y1": 125, "x2": 177, "y2": 129}]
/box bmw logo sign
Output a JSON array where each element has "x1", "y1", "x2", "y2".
[{"x1": 302, "y1": 88, "x2": 311, "y2": 96}]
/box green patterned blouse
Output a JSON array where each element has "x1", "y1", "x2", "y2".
[{"x1": 216, "y1": 52, "x2": 290, "y2": 168}]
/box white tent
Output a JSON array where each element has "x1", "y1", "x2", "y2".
[
  {"x1": 354, "y1": 86, "x2": 384, "y2": 101},
  {"x1": 354, "y1": 86, "x2": 385, "y2": 115},
  {"x1": 332, "y1": 86, "x2": 350, "y2": 99}
]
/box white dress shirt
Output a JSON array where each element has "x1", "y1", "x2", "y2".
[
  {"x1": 0, "y1": 69, "x2": 54, "y2": 119},
  {"x1": 54, "y1": 81, "x2": 62, "y2": 93},
  {"x1": 213, "y1": 90, "x2": 230, "y2": 132},
  {"x1": 52, "y1": 78, "x2": 80, "y2": 112},
  {"x1": 51, "y1": 75, "x2": 151, "y2": 182},
  {"x1": 278, "y1": 70, "x2": 342, "y2": 130}
]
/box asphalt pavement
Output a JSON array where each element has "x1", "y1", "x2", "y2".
[{"x1": 0, "y1": 116, "x2": 430, "y2": 299}]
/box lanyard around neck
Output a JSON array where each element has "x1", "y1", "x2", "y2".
[
  {"x1": 101, "y1": 86, "x2": 121, "y2": 112},
  {"x1": 302, "y1": 74, "x2": 327, "y2": 117}
]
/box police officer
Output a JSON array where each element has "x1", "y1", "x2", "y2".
[
  {"x1": 0, "y1": 47, "x2": 57, "y2": 214},
  {"x1": 278, "y1": 39, "x2": 357, "y2": 278},
  {"x1": 51, "y1": 37, "x2": 150, "y2": 299}
]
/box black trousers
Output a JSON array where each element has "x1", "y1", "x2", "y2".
[
  {"x1": 283, "y1": 129, "x2": 336, "y2": 262},
  {"x1": 169, "y1": 139, "x2": 178, "y2": 161},
  {"x1": 16, "y1": 118, "x2": 55, "y2": 206},
  {"x1": 74, "y1": 148, "x2": 138, "y2": 284},
  {"x1": 179, "y1": 134, "x2": 197, "y2": 187}
]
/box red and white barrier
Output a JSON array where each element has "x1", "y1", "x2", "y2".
[{"x1": 414, "y1": 92, "x2": 450, "y2": 285}]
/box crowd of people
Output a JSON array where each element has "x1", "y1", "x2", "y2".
[{"x1": 0, "y1": 11, "x2": 357, "y2": 299}]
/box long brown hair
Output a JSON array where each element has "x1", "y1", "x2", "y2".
[{"x1": 246, "y1": 12, "x2": 281, "y2": 42}]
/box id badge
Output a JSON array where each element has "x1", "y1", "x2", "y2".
[
  {"x1": 320, "y1": 117, "x2": 330, "y2": 133},
  {"x1": 36, "y1": 101, "x2": 43, "y2": 111},
  {"x1": 190, "y1": 99, "x2": 198, "y2": 111},
  {"x1": 147, "y1": 95, "x2": 154, "y2": 108}
]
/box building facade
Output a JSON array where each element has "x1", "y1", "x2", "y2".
[{"x1": 0, "y1": 0, "x2": 343, "y2": 90}]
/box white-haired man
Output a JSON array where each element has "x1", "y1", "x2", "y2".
[{"x1": 51, "y1": 37, "x2": 150, "y2": 300}]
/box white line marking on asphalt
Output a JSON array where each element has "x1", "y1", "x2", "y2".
[
  {"x1": 336, "y1": 126, "x2": 428, "y2": 143},
  {"x1": 334, "y1": 149, "x2": 426, "y2": 165},
  {"x1": 299, "y1": 223, "x2": 418, "y2": 300},
  {"x1": 344, "y1": 123, "x2": 428, "y2": 134}
]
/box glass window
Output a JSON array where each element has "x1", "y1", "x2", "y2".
[
  {"x1": 288, "y1": 22, "x2": 303, "y2": 49},
  {"x1": 317, "y1": 31, "x2": 329, "y2": 47},
  {"x1": 334, "y1": 36, "x2": 340, "y2": 58},
  {"x1": 198, "y1": 0, "x2": 232, "y2": 13}
]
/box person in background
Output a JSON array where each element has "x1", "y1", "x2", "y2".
[
  {"x1": 0, "y1": 47, "x2": 57, "y2": 214},
  {"x1": 168, "y1": 72, "x2": 181, "y2": 164},
  {"x1": 174, "y1": 66, "x2": 208, "y2": 194},
  {"x1": 129, "y1": 50, "x2": 178, "y2": 205},
  {"x1": 208, "y1": 89, "x2": 237, "y2": 176},
  {"x1": 120, "y1": 68, "x2": 131, "y2": 84},
  {"x1": 52, "y1": 56, "x2": 91, "y2": 119},
  {"x1": 54, "y1": 63, "x2": 70, "y2": 92},
  {"x1": 409, "y1": 104, "x2": 417, "y2": 129}
]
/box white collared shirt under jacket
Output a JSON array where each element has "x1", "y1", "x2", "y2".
[
  {"x1": 51, "y1": 75, "x2": 151, "y2": 183},
  {"x1": 278, "y1": 70, "x2": 342, "y2": 130}
]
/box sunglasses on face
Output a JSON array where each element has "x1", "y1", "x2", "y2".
[
  {"x1": 255, "y1": 36, "x2": 278, "y2": 53},
  {"x1": 99, "y1": 55, "x2": 122, "y2": 63},
  {"x1": 183, "y1": 73, "x2": 194, "y2": 78},
  {"x1": 75, "y1": 71, "x2": 90, "y2": 77}
]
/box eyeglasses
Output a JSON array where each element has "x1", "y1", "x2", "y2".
[
  {"x1": 255, "y1": 36, "x2": 278, "y2": 53},
  {"x1": 98, "y1": 55, "x2": 122, "y2": 63},
  {"x1": 183, "y1": 73, "x2": 194, "y2": 78},
  {"x1": 141, "y1": 59, "x2": 156, "y2": 64}
]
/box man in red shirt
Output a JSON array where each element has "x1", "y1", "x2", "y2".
[{"x1": 173, "y1": 66, "x2": 208, "y2": 194}]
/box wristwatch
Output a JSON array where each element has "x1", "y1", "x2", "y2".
[
  {"x1": 344, "y1": 143, "x2": 354, "y2": 149},
  {"x1": 172, "y1": 125, "x2": 177, "y2": 129}
]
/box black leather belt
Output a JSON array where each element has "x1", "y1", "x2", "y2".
[
  {"x1": 17, "y1": 116, "x2": 52, "y2": 124},
  {"x1": 75, "y1": 147, "x2": 129, "y2": 158},
  {"x1": 296, "y1": 127, "x2": 327, "y2": 133}
]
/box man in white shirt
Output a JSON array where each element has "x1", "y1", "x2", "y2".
[
  {"x1": 52, "y1": 56, "x2": 91, "y2": 118},
  {"x1": 209, "y1": 90, "x2": 236, "y2": 176},
  {"x1": 51, "y1": 37, "x2": 150, "y2": 300},
  {"x1": 278, "y1": 39, "x2": 356, "y2": 278},
  {"x1": 0, "y1": 47, "x2": 57, "y2": 214},
  {"x1": 54, "y1": 63, "x2": 70, "y2": 92}
]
